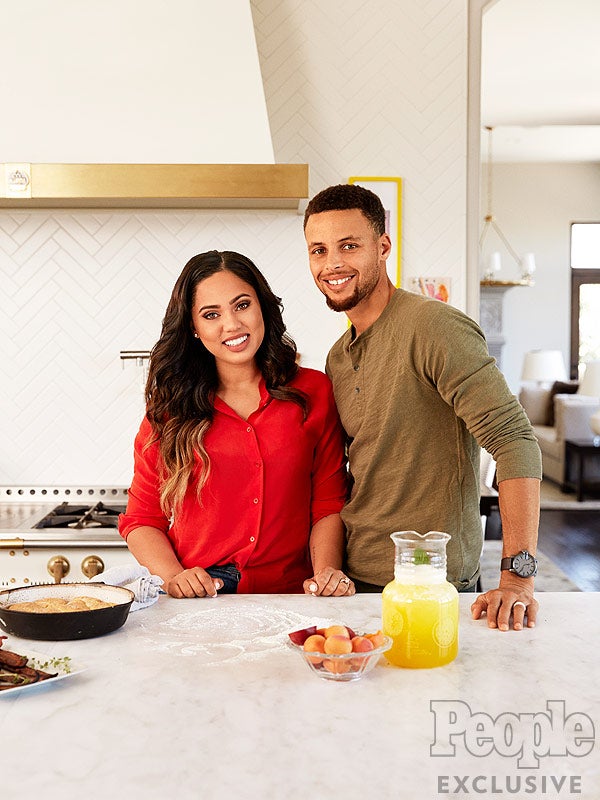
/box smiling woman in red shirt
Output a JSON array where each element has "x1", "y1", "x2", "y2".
[{"x1": 118, "y1": 250, "x2": 352, "y2": 598}]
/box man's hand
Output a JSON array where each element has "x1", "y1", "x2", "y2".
[{"x1": 471, "y1": 574, "x2": 538, "y2": 631}]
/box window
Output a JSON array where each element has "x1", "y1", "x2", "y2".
[
  {"x1": 570, "y1": 223, "x2": 600, "y2": 378},
  {"x1": 572, "y1": 223, "x2": 600, "y2": 268}
]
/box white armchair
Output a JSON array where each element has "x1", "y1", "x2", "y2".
[{"x1": 519, "y1": 385, "x2": 600, "y2": 486}]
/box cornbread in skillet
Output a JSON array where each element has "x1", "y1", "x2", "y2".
[{"x1": 7, "y1": 596, "x2": 115, "y2": 613}]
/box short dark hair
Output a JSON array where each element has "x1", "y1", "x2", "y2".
[{"x1": 303, "y1": 183, "x2": 386, "y2": 236}]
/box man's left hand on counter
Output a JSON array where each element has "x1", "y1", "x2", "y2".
[{"x1": 470, "y1": 574, "x2": 538, "y2": 631}]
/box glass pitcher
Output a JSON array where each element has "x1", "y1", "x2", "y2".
[{"x1": 382, "y1": 531, "x2": 459, "y2": 668}]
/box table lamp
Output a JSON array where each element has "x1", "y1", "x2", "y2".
[
  {"x1": 520, "y1": 350, "x2": 567, "y2": 386},
  {"x1": 578, "y1": 360, "x2": 600, "y2": 442}
]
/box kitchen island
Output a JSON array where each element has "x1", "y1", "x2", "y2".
[{"x1": 1, "y1": 593, "x2": 599, "y2": 800}]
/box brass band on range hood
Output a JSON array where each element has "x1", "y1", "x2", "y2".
[{"x1": 0, "y1": 163, "x2": 308, "y2": 209}]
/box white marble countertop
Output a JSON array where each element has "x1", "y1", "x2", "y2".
[{"x1": 1, "y1": 593, "x2": 599, "y2": 800}]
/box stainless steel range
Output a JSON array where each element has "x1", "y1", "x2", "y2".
[{"x1": 0, "y1": 486, "x2": 137, "y2": 587}]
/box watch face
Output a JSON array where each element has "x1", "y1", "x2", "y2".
[{"x1": 512, "y1": 551, "x2": 537, "y2": 577}]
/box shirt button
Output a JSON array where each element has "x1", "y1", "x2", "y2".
[
  {"x1": 246, "y1": 426, "x2": 252, "y2": 432},
  {"x1": 353, "y1": 364, "x2": 360, "y2": 371},
  {"x1": 355, "y1": 387, "x2": 360, "y2": 393},
  {"x1": 250, "y1": 536, "x2": 255, "y2": 543},
  {"x1": 253, "y1": 498, "x2": 259, "y2": 504}
]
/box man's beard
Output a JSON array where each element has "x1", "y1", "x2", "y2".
[
  {"x1": 325, "y1": 291, "x2": 360, "y2": 312},
  {"x1": 323, "y1": 269, "x2": 380, "y2": 312}
]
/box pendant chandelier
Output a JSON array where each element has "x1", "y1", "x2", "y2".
[{"x1": 479, "y1": 126, "x2": 536, "y2": 282}]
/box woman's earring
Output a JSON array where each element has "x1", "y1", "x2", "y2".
[{"x1": 193, "y1": 332, "x2": 199, "y2": 338}]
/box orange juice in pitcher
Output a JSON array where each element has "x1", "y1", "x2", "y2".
[{"x1": 382, "y1": 531, "x2": 459, "y2": 668}]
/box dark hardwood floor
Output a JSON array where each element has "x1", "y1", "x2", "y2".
[{"x1": 484, "y1": 509, "x2": 600, "y2": 591}]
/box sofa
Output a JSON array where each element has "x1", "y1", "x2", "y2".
[{"x1": 519, "y1": 383, "x2": 600, "y2": 486}]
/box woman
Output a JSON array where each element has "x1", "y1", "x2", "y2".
[{"x1": 119, "y1": 250, "x2": 353, "y2": 598}]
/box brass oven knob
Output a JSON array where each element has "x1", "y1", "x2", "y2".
[
  {"x1": 81, "y1": 555, "x2": 105, "y2": 579},
  {"x1": 47, "y1": 555, "x2": 70, "y2": 583}
]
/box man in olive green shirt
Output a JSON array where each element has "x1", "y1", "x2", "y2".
[{"x1": 304, "y1": 183, "x2": 542, "y2": 632}]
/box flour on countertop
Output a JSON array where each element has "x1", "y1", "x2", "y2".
[{"x1": 139, "y1": 601, "x2": 334, "y2": 665}]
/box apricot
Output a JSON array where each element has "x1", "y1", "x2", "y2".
[
  {"x1": 303, "y1": 634, "x2": 326, "y2": 664},
  {"x1": 324, "y1": 625, "x2": 351, "y2": 639},
  {"x1": 303, "y1": 635, "x2": 325, "y2": 650},
  {"x1": 324, "y1": 635, "x2": 353, "y2": 655},
  {"x1": 351, "y1": 636, "x2": 375, "y2": 653},
  {"x1": 323, "y1": 658, "x2": 350, "y2": 675},
  {"x1": 366, "y1": 630, "x2": 386, "y2": 648}
]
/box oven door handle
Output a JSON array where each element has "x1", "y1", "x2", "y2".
[{"x1": 0, "y1": 538, "x2": 25, "y2": 549}]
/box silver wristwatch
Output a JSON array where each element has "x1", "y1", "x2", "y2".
[{"x1": 500, "y1": 550, "x2": 538, "y2": 578}]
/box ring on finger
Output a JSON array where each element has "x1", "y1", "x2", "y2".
[
  {"x1": 340, "y1": 577, "x2": 350, "y2": 585},
  {"x1": 513, "y1": 601, "x2": 527, "y2": 611}
]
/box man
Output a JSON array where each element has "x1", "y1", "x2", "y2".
[{"x1": 304, "y1": 183, "x2": 542, "y2": 632}]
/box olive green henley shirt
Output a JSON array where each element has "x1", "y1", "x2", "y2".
[{"x1": 326, "y1": 289, "x2": 542, "y2": 589}]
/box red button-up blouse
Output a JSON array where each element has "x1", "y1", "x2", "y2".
[{"x1": 119, "y1": 367, "x2": 348, "y2": 593}]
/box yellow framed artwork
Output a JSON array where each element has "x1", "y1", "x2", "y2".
[{"x1": 348, "y1": 176, "x2": 402, "y2": 286}]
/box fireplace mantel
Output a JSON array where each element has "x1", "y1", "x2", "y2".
[{"x1": 480, "y1": 280, "x2": 534, "y2": 368}]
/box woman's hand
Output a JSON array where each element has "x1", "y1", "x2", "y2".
[
  {"x1": 165, "y1": 567, "x2": 223, "y2": 598},
  {"x1": 307, "y1": 515, "x2": 352, "y2": 596},
  {"x1": 125, "y1": 527, "x2": 223, "y2": 598},
  {"x1": 303, "y1": 568, "x2": 355, "y2": 597}
]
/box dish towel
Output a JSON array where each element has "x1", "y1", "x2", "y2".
[{"x1": 89, "y1": 565, "x2": 164, "y2": 612}]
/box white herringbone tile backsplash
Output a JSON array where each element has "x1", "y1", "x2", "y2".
[{"x1": 0, "y1": 209, "x2": 345, "y2": 485}]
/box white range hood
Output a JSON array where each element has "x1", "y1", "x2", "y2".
[{"x1": 0, "y1": 1, "x2": 307, "y2": 209}]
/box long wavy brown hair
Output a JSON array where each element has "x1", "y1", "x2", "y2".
[{"x1": 145, "y1": 250, "x2": 307, "y2": 515}]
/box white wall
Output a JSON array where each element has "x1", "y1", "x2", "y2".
[
  {"x1": 480, "y1": 162, "x2": 600, "y2": 392},
  {"x1": 0, "y1": 0, "x2": 470, "y2": 486}
]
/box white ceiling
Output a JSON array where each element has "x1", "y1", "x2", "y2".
[{"x1": 481, "y1": 0, "x2": 600, "y2": 162}]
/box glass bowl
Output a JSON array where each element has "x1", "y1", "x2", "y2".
[{"x1": 288, "y1": 635, "x2": 392, "y2": 682}]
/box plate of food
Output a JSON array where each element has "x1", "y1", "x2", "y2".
[{"x1": 0, "y1": 635, "x2": 86, "y2": 695}]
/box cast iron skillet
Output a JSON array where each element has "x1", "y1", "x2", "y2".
[{"x1": 0, "y1": 582, "x2": 135, "y2": 640}]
